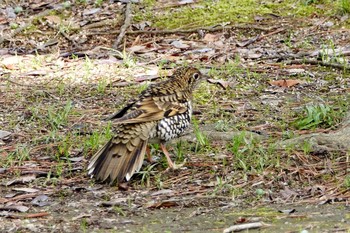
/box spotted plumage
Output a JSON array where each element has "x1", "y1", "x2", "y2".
[{"x1": 87, "y1": 67, "x2": 203, "y2": 184}]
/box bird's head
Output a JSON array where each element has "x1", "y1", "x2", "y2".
[{"x1": 172, "y1": 66, "x2": 204, "y2": 91}]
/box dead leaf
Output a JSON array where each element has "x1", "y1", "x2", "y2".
[
  {"x1": 203, "y1": 33, "x2": 220, "y2": 42},
  {"x1": 31, "y1": 195, "x2": 49, "y2": 207},
  {"x1": 24, "y1": 70, "x2": 48, "y2": 76},
  {"x1": 0, "y1": 205, "x2": 29, "y2": 212},
  {"x1": 6, "y1": 175, "x2": 36, "y2": 186},
  {"x1": 44, "y1": 15, "x2": 61, "y2": 24},
  {"x1": 72, "y1": 213, "x2": 92, "y2": 221},
  {"x1": 135, "y1": 75, "x2": 159, "y2": 82},
  {"x1": 151, "y1": 189, "x2": 174, "y2": 196},
  {"x1": 207, "y1": 79, "x2": 236, "y2": 89},
  {"x1": 0, "y1": 130, "x2": 11, "y2": 139},
  {"x1": 127, "y1": 45, "x2": 147, "y2": 53},
  {"x1": 12, "y1": 188, "x2": 39, "y2": 193},
  {"x1": 133, "y1": 21, "x2": 152, "y2": 30},
  {"x1": 145, "y1": 200, "x2": 178, "y2": 209},
  {"x1": 171, "y1": 40, "x2": 190, "y2": 49},
  {"x1": 287, "y1": 68, "x2": 305, "y2": 74},
  {"x1": 269, "y1": 79, "x2": 301, "y2": 87},
  {"x1": 278, "y1": 209, "x2": 296, "y2": 214},
  {"x1": 236, "y1": 35, "x2": 260, "y2": 47},
  {"x1": 83, "y1": 8, "x2": 101, "y2": 16}
]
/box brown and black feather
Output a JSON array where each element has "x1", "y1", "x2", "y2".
[{"x1": 87, "y1": 67, "x2": 203, "y2": 184}]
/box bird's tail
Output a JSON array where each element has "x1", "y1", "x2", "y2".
[{"x1": 87, "y1": 131, "x2": 148, "y2": 184}]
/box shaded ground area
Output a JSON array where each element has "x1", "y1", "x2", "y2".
[{"x1": 1, "y1": 0, "x2": 350, "y2": 232}]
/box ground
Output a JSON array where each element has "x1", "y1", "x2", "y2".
[{"x1": 0, "y1": 0, "x2": 350, "y2": 232}]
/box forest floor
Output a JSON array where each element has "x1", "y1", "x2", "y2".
[{"x1": 1, "y1": 0, "x2": 350, "y2": 232}]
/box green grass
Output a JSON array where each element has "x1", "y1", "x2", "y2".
[
  {"x1": 292, "y1": 103, "x2": 346, "y2": 130},
  {"x1": 228, "y1": 133, "x2": 278, "y2": 174},
  {"x1": 338, "y1": 0, "x2": 350, "y2": 14},
  {"x1": 136, "y1": 0, "x2": 339, "y2": 29},
  {"x1": 1, "y1": 145, "x2": 30, "y2": 168}
]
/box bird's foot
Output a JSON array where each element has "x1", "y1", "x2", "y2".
[{"x1": 166, "y1": 158, "x2": 187, "y2": 171}]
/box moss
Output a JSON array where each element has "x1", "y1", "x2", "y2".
[{"x1": 136, "y1": 0, "x2": 339, "y2": 30}]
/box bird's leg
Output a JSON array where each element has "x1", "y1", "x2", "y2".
[
  {"x1": 160, "y1": 143, "x2": 186, "y2": 169},
  {"x1": 146, "y1": 146, "x2": 154, "y2": 163}
]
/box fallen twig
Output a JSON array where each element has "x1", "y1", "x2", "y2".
[
  {"x1": 5, "y1": 212, "x2": 50, "y2": 219},
  {"x1": 113, "y1": 2, "x2": 133, "y2": 49},
  {"x1": 87, "y1": 24, "x2": 275, "y2": 36},
  {"x1": 223, "y1": 222, "x2": 270, "y2": 233},
  {"x1": 285, "y1": 59, "x2": 350, "y2": 71}
]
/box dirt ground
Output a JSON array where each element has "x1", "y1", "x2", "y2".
[{"x1": 1, "y1": 0, "x2": 350, "y2": 232}]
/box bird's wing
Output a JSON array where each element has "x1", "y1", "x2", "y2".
[
  {"x1": 112, "y1": 95, "x2": 188, "y2": 124},
  {"x1": 104, "y1": 98, "x2": 137, "y2": 121}
]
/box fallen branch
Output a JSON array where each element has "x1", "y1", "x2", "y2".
[
  {"x1": 113, "y1": 2, "x2": 133, "y2": 49},
  {"x1": 87, "y1": 24, "x2": 275, "y2": 36},
  {"x1": 286, "y1": 59, "x2": 350, "y2": 71}
]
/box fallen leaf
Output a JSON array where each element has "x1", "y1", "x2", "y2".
[
  {"x1": 203, "y1": 33, "x2": 220, "y2": 42},
  {"x1": 278, "y1": 209, "x2": 296, "y2": 214},
  {"x1": 287, "y1": 68, "x2": 305, "y2": 74},
  {"x1": 127, "y1": 45, "x2": 148, "y2": 53},
  {"x1": 269, "y1": 79, "x2": 301, "y2": 87},
  {"x1": 171, "y1": 40, "x2": 190, "y2": 49},
  {"x1": 83, "y1": 8, "x2": 101, "y2": 16},
  {"x1": 31, "y1": 195, "x2": 50, "y2": 207},
  {"x1": 132, "y1": 21, "x2": 152, "y2": 30},
  {"x1": 12, "y1": 188, "x2": 39, "y2": 193},
  {"x1": 6, "y1": 175, "x2": 36, "y2": 186},
  {"x1": 151, "y1": 189, "x2": 174, "y2": 196},
  {"x1": 4, "y1": 64, "x2": 15, "y2": 70},
  {"x1": 236, "y1": 35, "x2": 260, "y2": 47},
  {"x1": 0, "y1": 130, "x2": 11, "y2": 139},
  {"x1": 72, "y1": 213, "x2": 92, "y2": 221},
  {"x1": 135, "y1": 75, "x2": 159, "y2": 82},
  {"x1": 1, "y1": 56, "x2": 23, "y2": 70},
  {"x1": 145, "y1": 200, "x2": 178, "y2": 209},
  {"x1": 24, "y1": 70, "x2": 47, "y2": 76},
  {"x1": 44, "y1": 15, "x2": 61, "y2": 24},
  {"x1": 207, "y1": 79, "x2": 236, "y2": 89},
  {"x1": 0, "y1": 205, "x2": 29, "y2": 212}
]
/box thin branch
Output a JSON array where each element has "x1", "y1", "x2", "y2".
[
  {"x1": 285, "y1": 59, "x2": 350, "y2": 71},
  {"x1": 113, "y1": 3, "x2": 133, "y2": 49},
  {"x1": 87, "y1": 24, "x2": 275, "y2": 36}
]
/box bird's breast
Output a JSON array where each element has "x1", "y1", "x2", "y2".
[{"x1": 150, "y1": 102, "x2": 192, "y2": 142}]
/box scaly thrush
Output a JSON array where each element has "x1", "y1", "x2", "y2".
[{"x1": 87, "y1": 66, "x2": 203, "y2": 184}]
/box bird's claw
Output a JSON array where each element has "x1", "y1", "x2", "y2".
[{"x1": 166, "y1": 158, "x2": 187, "y2": 171}]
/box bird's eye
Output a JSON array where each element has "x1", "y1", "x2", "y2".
[{"x1": 193, "y1": 73, "x2": 200, "y2": 79}]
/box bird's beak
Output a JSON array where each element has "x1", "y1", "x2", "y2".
[
  {"x1": 202, "y1": 74, "x2": 210, "y2": 81},
  {"x1": 199, "y1": 69, "x2": 210, "y2": 81}
]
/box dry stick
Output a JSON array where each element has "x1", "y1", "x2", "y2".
[
  {"x1": 6, "y1": 212, "x2": 50, "y2": 219},
  {"x1": 237, "y1": 27, "x2": 286, "y2": 47},
  {"x1": 113, "y1": 2, "x2": 133, "y2": 49},
  {"x1": 125, "y1": 25, "x2": 275, "y2": 34},
  {"x1": 257, "y1": 28, "x2": 286, "y2": 41},
  {"x1": 286, "y1": 59, "x2": 350, "y2": 71},
  {"x1": 87, "y1": 24, "x2": 274, "y2": 36},
  {"x1": 223, "y1": 222, "x2": 270, "y2": 233}
]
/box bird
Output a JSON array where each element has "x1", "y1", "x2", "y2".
[{"x1": 87, "y1": 66, "x2": 204, "y2": 185}]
